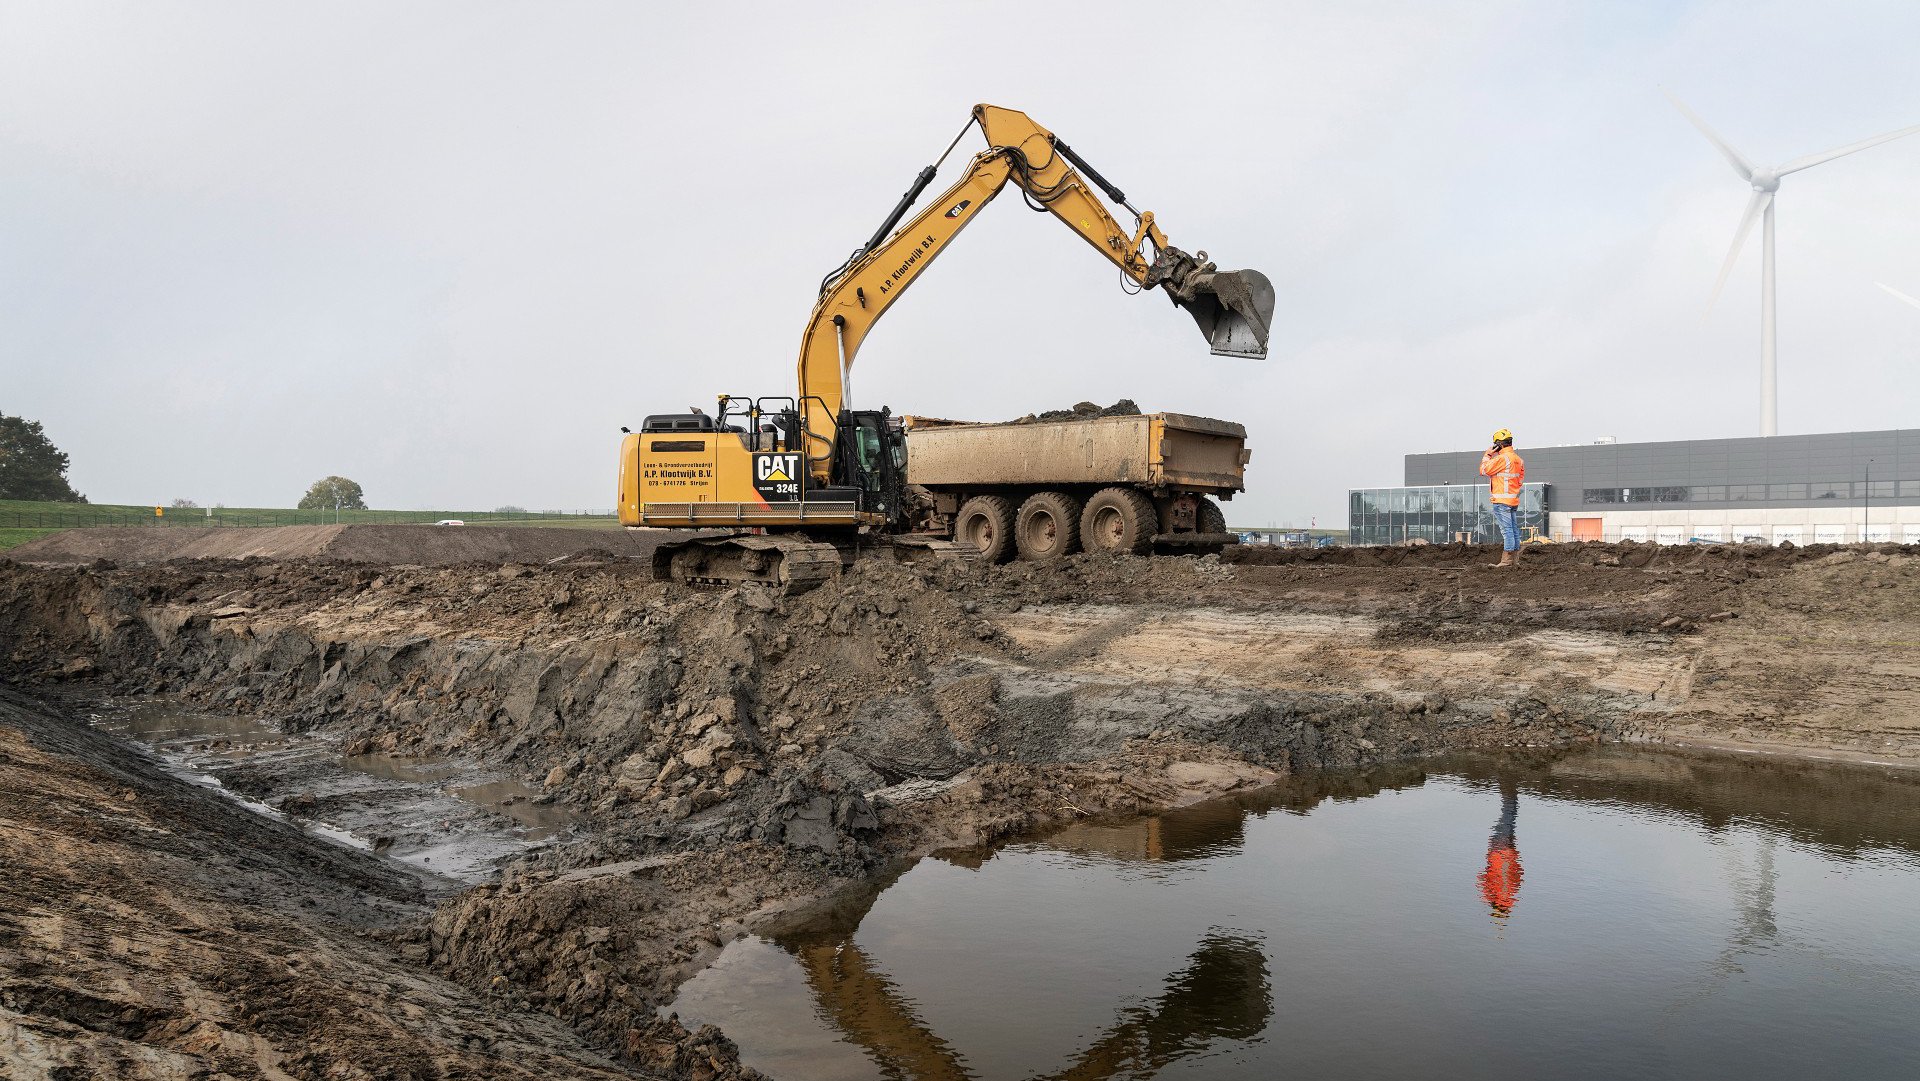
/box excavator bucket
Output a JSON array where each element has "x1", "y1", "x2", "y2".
[{"x1": 1182, "y1": 268, "x2": 1274, "y2": 359}]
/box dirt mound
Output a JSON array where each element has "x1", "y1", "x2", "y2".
[
  {"x1": 4, "y1": 524, "x2": 695, "y2": 566},
  {"x1": 1009, "y1": 398, "x2": 1142, "y2": 423}
]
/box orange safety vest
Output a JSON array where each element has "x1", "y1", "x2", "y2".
[
  {"x1": 1479, "y1": 447, "x2": 1525, "y2": 506},
  {"x1": 1479, "y1": 844, "x2": 1523, "y2": 917}
]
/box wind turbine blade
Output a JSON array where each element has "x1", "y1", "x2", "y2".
[
  {"x1": 1663, "y1": 88, "x2": 1757, "y2": 182},
  {"x1": 1879, "y1": 282, "x2": 1920, "y2": 311},
  {"x1": 1779, "y1": 121, "x2": 1920, "y2": 175},
  {"x1": 1707, "y1": 190, "x2": 1770, "y2": 313}
]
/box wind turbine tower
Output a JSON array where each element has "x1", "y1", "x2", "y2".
[{"x1": 1666, "y1": 92, "x2": 1920, "y2": 436}]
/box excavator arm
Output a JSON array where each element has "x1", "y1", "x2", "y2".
[{"x1": 795, "y1": 104, "x2": 1274, "y2": 482}]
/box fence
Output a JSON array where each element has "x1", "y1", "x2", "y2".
[{"x1": 0, "y1": 502, "x2": 618, "y2": 531}]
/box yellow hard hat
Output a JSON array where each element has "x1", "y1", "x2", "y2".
[{"x1": 1491, "y1": 428, "x2": 1512, "y2": 442}]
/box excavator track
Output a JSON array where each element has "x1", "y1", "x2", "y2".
[
  {"x1": 652, "y1": 534, "x2": 845, "y2": 592},
  {"x1": 652, "y1": 532, "x2": 978, "y2": 593}
]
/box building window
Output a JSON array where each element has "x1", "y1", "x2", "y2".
[
  {"x1": 1770, "y1": 483, "x2": 1808, "y2": 500},
  {"x1": 1863, "y1": 481, "x2": 1896, "y2": 500},
  {"x1": 1650, "y1": 486, "x2": 1690, "y2": 502},
  {"x1": 1583, "y1": 488, "x2": 1621, "y2": 505},
  {"x1": 1811, "y1": 480, "x2": 1850, "y2": 500},
  {"x1": 1727, "y1": 484, "x2": 1762, "y2": 501},
  {"x1": 1692, "y1": 485, "x2": 1726, "y2": 501}
]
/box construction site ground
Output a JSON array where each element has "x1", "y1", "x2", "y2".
[{"x1": 4, "y1": 525, "x2": 1917, "y2": 1078}]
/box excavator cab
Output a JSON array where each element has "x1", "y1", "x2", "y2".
[{"x1": 831, "y1": 408, "x2": 908, "y2": 527}]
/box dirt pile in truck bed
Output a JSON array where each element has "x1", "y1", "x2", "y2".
[
  {"x1": 1008, "y1": 398, "x2": 1142, "y2": 423},
  {"x1": 3, "y1": 523, "x2": 691, "y2": 566}
]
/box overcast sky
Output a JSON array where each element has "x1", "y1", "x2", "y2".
[{"x1": 3, "y1": 1, "x2": 1917, "y2": 523}]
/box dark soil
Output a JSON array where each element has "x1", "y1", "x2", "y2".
[
  {"x1": 3, "y1": 524, "x2": 700, "y2": 567},
  {"x1": 1008, "y1": 399, "x2": 1142, "y2": 423},
  {"x1": 3, "y1": 539, "x2": 1917, "y2": 1075}
]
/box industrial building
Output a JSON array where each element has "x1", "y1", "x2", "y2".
[{"x1": 1351, "y1": 428, "x2": 1920, "y2": 545}]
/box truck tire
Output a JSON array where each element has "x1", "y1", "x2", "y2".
[
  {"x1": 1015, "y1": 491, "x2": 1082, "y2": 562},
  {"x1": 1080, "y1": 487, "x2": 1156, "y2": 555},
  {"x1": 1196, "y1": 496, "x2": 1227, "y2": 535},
  {"x1": 955, "y1": 495, "x2": 1016, "y2": 563}
]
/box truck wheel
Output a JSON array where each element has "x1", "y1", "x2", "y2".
[
  {"x1": 1016, "y1": 491, "x2": 1082, "y2": 562},
  {"x1": 1196, "y1": 497, "x2": 1227, "y2": 535},
  {"x1": 955, "y1": 495, "x2": 1016, "y2": 563},
  {"x1": 1079, "y1": 487, "x2": 1156, "y2": 555}
]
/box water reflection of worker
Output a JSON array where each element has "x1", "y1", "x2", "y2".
[{"x1": 1478, "y1": 779, "x2": 1523, "y2": 918}]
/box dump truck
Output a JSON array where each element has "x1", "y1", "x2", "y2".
[
  {"x1": 902, "y1": 412, "x2": 1247, "y2": 561},
  {"x1": 620, "y1": 103, "x2": 1273, "y2": 589}
]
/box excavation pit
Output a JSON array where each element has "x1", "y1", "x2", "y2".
[{"x1": 672, "y1": 748, "x2": 1920, "y2": 1080}]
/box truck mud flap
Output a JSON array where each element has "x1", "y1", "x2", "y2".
[
  {"x1": 1151, "y1": 531, "x2": 1238, "y2": 553},
  {"x1": 883, "y1": 535, "x2": 980, "y2": 566}
]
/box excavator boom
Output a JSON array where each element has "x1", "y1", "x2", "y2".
[{"x1": 797, "y1": 104, "x2": 1274, "y2": 483}]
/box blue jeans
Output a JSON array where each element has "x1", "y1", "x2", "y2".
[{"x1": 1492, "y1": 503, "x2": 1520, "y2": 551}]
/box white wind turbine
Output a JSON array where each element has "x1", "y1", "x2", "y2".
[
  {"x1": 1666, "y1": 91, "x2": 1920, "y2": 436},
  {"x1": 1878, "y1": 282, "x2": 1920, "y2": 311}
]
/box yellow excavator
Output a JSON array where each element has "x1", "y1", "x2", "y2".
[{"x1": 618, "y1": 104, "x2": 1274, "y2": 588}]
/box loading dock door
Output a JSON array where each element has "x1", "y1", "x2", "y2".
[{"x1": 1571, "y1": 517, "x2": 1602, "y2": 541}]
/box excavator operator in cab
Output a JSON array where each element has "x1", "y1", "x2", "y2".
[{"x1": 1480, "y1": 428, "x2": 1526, "y2": 568}]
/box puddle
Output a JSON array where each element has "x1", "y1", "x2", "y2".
[
  {"x1": 93, "y1": 701, "x2": 582, "y2": 881},
  {"x1": 95, "y1": 701, "x2": 289, "y2": 756},
  {"x1": 671, "y1": 747, "x2": 1920, "y2": 1081},
  {"x1": 340, "y1": 755, "x2": 577, "y2": 841},
  {"x1": 451, "y1": 778, "x2": 577, "y2": 839},
  {"x1": 341, "y1": 753, "x2": 463, "y2": 783}
]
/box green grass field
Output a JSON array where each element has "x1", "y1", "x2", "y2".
[
  {"x1": 0, "y1": 499, "x2": 618, "y2": 537},
  {"x1": 0, "y1": 528, "x2": 63, "y2": 551}
]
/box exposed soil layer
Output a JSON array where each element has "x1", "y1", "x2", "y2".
[
  {"x1": 3, "y1": 537, "x2": 1918, "y2": 1076},
  {"x1": 4, "y1": 524, "x2": 694, "y2": 567},
  {"x1": 0, "y1": 686, "x2": 640, "y2": 1080}
]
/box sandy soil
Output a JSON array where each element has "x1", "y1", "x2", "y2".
[{"x1": 3, "y1": 536, "x2": 1917, "y2": 1077}]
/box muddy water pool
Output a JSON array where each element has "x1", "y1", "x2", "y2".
[
  {"x1": 91, "y1": 700, "x2": 579, "y2": 880},
  {"x1": 672, "y1": 747, "x2": 1920, "y2": 1080}
]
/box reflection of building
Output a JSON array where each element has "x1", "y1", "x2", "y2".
[{"x1": 1353, "y1": 428, "x2": 1920, "y2": 545}]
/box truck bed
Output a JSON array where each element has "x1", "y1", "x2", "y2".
[{"x1": 904, "y1": 412, "x2": 1247, "y2": 495}]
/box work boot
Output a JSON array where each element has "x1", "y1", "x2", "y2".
[{"x1": 1491, "y1": 550, "x2": 1516, "y2": 569}]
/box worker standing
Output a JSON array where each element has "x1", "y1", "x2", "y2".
[{"x1": 1479, "y1": 428, "x2": 1526, "y2": 568}]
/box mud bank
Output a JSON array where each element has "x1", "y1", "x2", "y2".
[
  {"x1": 0, "y1": 686, "x2": 637, "y2": 1079},
  {"x1": 3, "y1": 523, "x2": 700, "y2": 567},
  {"x1": 4, "y1": 539, "x2": 1917, "y2": 1075}
]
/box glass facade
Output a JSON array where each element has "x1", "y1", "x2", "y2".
[{"x1": 1348, "y1": 484, "x2": 1548, "y2": 546}]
